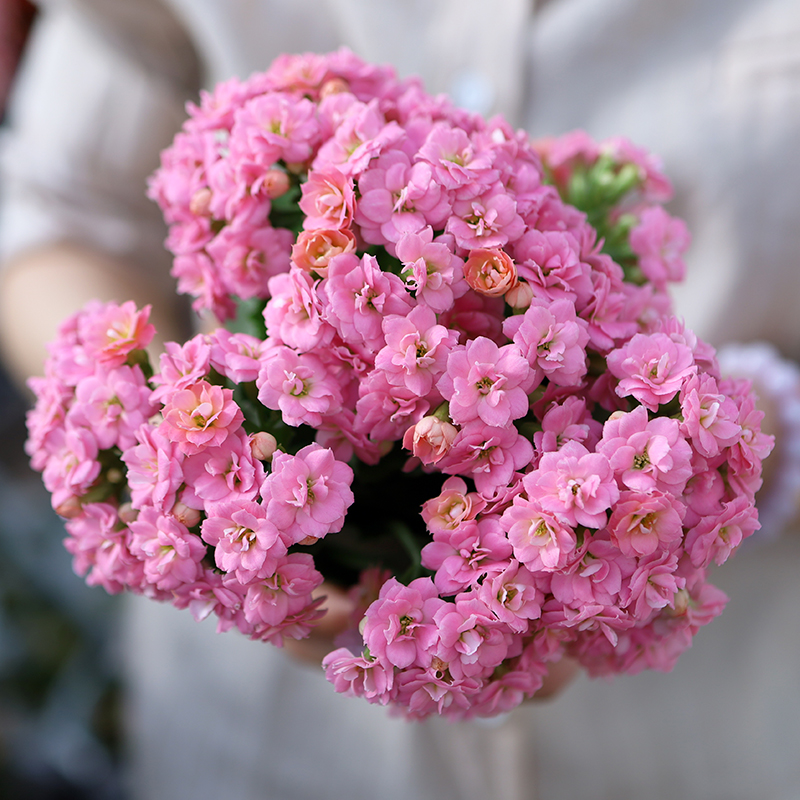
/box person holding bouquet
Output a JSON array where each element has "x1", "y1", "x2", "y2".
[{"x1": 1, "y1": 1, "x2": 799, "y2": 799}]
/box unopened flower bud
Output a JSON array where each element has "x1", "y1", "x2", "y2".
[
  {"x1": 190, "y1": 187, "x2": 213, "y2": 216},
  {"x1": 262, "y1": 169, "x2": 291, "y2": 199},
  {"x1": 670, "y1": 588, "x2": 690, "y2": 617},
  {"x1": 402, "y1": 416, "x2": 458, "y2": 465},
  {"x1": 320, "y1": 77, "x2": 351, "y2": 99},
  {"x1": 250, "y1": 431, "x2": 278, "y2": 461},
  {"x1": 171, "y1": 500, "x2": 202, "y2": 528},
  {"x1": 55, "y1": 495, "x2": 82, "y2": 519},
  {"x1": 118, "y1": 503, "x2": 138, "y2": 524},
  {"x1": 505, "y1": 280, "x2": 534, "y2": 310}
]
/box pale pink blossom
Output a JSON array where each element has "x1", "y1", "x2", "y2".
[
  {"x1": 438, "y1": 337, "x2": 533, "y2": 428},
  {"x1": 421, "y1": 477, "x2": 486, "y2": 535},
  {"x1": 261, "y1": 444, "x2": 354, "y2": 544},
  {"x1": 161, "y1": 380, "x2": 244, "y2": 455},
  {"x1": 598, "y1": 405, "x2": 693, "y2": 494},
  {"x1": 503, "y1": 297, "x2": 589, "y2": 387},
  {"x1": 256, "y1": 347, "x2": 343, "y2": 427},
  {"x1": 607, "y1": 490, "x2": 684, "y2": 557},
  {"x1": 523, "y1": 441, "x2": 619, "y2": 529},
  {"x1": 375, "y1": 305, "x2": 458, "y2": 396},
  {"x1": 201, "y1": 500, "x2": 285, "y2": 581},
  {"x1": 629, "y1": 206, "x2": 690, "y2": 287},
  {"x1": 361, "y1": 577, "x2": 446, "y2": 670},
  {"x1": 128, "y1": 507, "x2": 206, "y2": 592},
  {"x1": 501, "y1": 500, "x2": 577, "y2": 572},
  {"x1": 78, "y1": 300, "x2": 155, "y2": 367},
  {"x1": 607, "y1": 332, "x2": 697, "y2": 411},
  {"x1": 396, "y1": 228, "x2": 465, "y2": 314},
  {"x1": 298, "y1": 167, "x2": 356, "y2": 230}
]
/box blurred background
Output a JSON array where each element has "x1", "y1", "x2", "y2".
[{"x1": 0, "y1": 2, "x2": 124, "y2": 797}]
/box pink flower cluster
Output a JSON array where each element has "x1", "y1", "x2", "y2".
[
  {"x1": 27, "y1": 303, "x2": 354, "y2": 644},
  {"x1": 28, "y1": 50, "x2": 773, "y2": 720}
]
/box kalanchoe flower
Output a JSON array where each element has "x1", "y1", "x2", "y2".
[
  {"x1": 161, "y1": 380, "x2": 244, "y2": 455},
  {"x1": 27, "y1": 50, "x2": 774, "y2": 721},
  {"x1": 607, "y1": 331, "x2": 697, "y2": 411},
  {"x1": 78, "y1": 300, "x2": 156, "y2": 368},
  {"x1": 261, "y1": 444, "x2": 354, "y2": 545}
]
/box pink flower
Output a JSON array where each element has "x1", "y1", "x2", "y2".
[
  {"x1": 64, "y1": 503, "x2": 139, "y2": 594},
  {"x1": 421, "y1": 477, "x2": 486, "y2": 535},
  {"x1": 206, "y1": 220, "x2": 293, "y2": 300},
  {"x1": 41, "y1": 426, "x2": 101, "y2": 510},
  {"x1": 396, "y1": 228, "x2": 465, "y2": 314},
  {"x1": 356, "y1": 149, "x2": 450, "y2": 245},
  {"x1": 161, "y1": 380, "x2": 244, "y2": 455},
  {"x1": 256, "y1": 346, "x2": 343, "y2": 428},
  {"x1": 597, "y1": 405, "x2": 693, "y2": 494},
  {"x1": 78, "y1": 301, "x2": 155, "y2": 367},
  {"x1": 181, "y1": 430, "x2": 265, "y2": 507},
  {"x1": 261, "y1": 444, "x2": 354, "y2": 544},
  {"x1": 503, "y1": 297, "x2": 589, "y2": 387},
  {"x1": 264, "y1": 270, "x2": 335, "y2": 352},
  {"x1": 434, "y1": 597, "x2": 511, "y2": 675},
  {"x1": 447, "y1": 183, "x2": 524, "y2": 250},
  {"x1": 291, "y1": 228, "x2": 356, "y2": 277},
  {"x1": 438, "y1": 338, "x2": 533, "y2": 428},
  {"x1": 201, "y1": 500, "x2": 285, "y2": 581},
  {"x1": 122, "y1": 423, "x2": 184, "y2": 512},
  {"x1": 421, "y1": 516, "x2": 512, "y2": 595},
  {"x1": 375, "y1": 305, "x2": 458, "y2": 396},
  {"x1": 417, "y1": 123, "x2": 497, "y2": 192},
  {"x1": 298, "y1": 166, "x2": 355, "y2": 230},
  {"x1": 128, "y1": 508, "x2": 206, "y2": 592},
  {"x1": 512, "y1": 230, "x2": 592, "y2": 309},
  {"x1": 320, "y1": 253, "x2": 413, "y2": 355},
  {"x1": 533, "y1": 396, "x2": 601, "y2": 454},
  {"x1": 361, "y1": 577, "x2": 446, "y2": 670},
  {"x1": 629, "y1": 206, "x2": 690, "y2": 288},
  {"x1": 607, "y1": 332, "x2": 697, "y2": 411},
  {"x1": 477, "y1": 561, "x2": 544, "y2": 632},
  {"x1": 438, "y1": 421, "x2": 534, "y2": 498},
  {"x1": 607, "y1": 490, "x2": 685, "y2": 557},
  {"x1": 621, "y1": 550, "x2": 684, "y2": 622},
  {"x1": 151, "y1": 335, "x2": 212, "y2": 404},
  {"x1": 354, "y1": 370, "x2": 431, "y2": 443},
  {"x1": 231, "y1": 92, "x2": 320, "y2": 166},
  {"x1": 323, "y1": 648, "x2": 396, "y2": 704},
  {"x1": 242, "y1": 552, "x2": 323, "y2": 628},
  {"x1": 685, "y1": 496, "x2": 760, "y2": 567},
  {"x1": 68, "y1": 365, "x2": 155, "y2": 451},
  {"x1": 208, "y1": 329, "x2": 265, "y2": 384},
  {"x1": 501, "y1": 500, "x2": 577, "y2": 572},
  {"x1": 679, "y1": 373, "x2": 741, "y2": 458},
  {"x1": 523, "y1": 441, "x2": 619, "y2": 529}
]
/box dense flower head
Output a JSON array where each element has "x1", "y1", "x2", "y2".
[{"x1": 27, "y1": 49, "x2": 773, "y2": 721}]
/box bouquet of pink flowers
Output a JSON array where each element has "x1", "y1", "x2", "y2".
[{"x1": 26, "y1": 49, "x2": 773, "y2": 719}]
